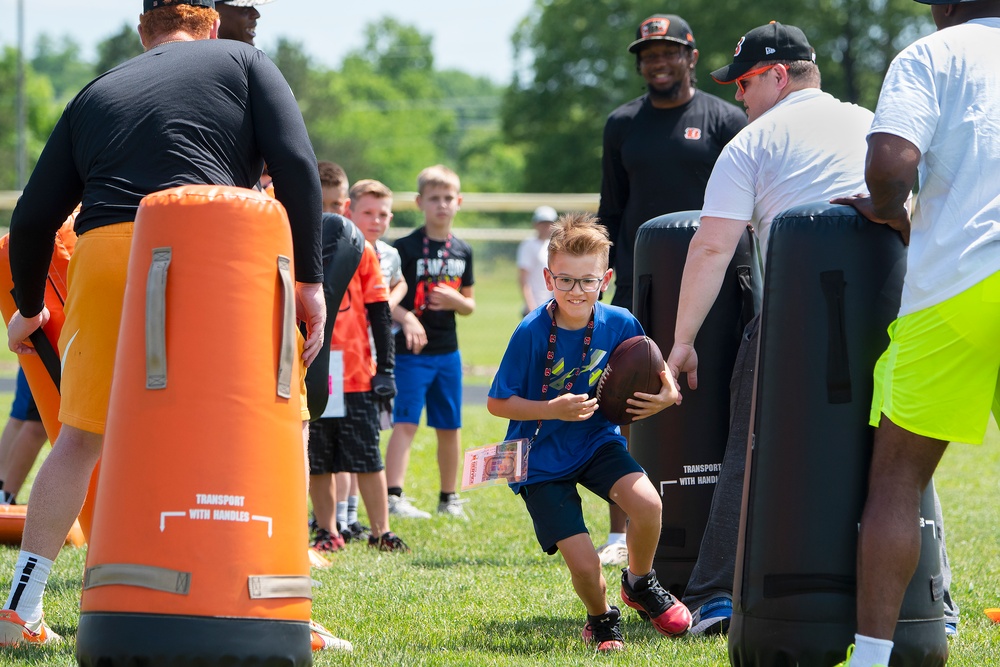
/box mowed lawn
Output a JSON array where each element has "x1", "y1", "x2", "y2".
[{"x1": 0, "y1": 257, "x2": 997, "y2": 666}]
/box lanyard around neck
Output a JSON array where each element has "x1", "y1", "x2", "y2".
[{"x1": 532, "y1": 301, "x2": 595, "y2": 443}]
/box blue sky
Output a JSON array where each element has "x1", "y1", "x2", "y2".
[{"x1": 0, "y1": 0, "x2": 536, "y2": 83}]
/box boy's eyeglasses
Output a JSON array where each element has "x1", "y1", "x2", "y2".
[
  {"x1": 735, "y1": 63, "x2": 779, "y2": 95},
  {"x1": 547, "y1": 270, "x2": 603, "y2": 293}
]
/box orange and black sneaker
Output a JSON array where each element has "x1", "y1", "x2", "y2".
[
  {"x1": 0, "y1": 609, "x2": 62, "y2": 646},
  {"x1": 581, "y1": 605, "x2": 625, "y2": 652}
]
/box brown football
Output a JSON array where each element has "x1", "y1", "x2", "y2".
[{"x1": 596, "y1": 335, "x2": 665, "y2": 425}]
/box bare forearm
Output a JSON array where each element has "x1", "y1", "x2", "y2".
[
  {"x1": 674, "y1": 220, "x2": 742, "y2": 346},
  {"x1": 487, "y1": 395, "x2": 551, "y2": 421}
]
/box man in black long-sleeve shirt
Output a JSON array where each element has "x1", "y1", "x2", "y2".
[
  {"x1": 0, "y1": 0, "x2": 325, "y2": 647},
  {"x1": 593, "y1": 13, "x2": 746, "y2": 573}
]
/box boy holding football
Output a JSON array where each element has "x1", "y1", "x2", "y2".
[{"x1": 487, "y1": 213, "x2": 690, "y2": 651}]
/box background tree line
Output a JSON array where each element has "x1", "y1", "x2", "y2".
[{"x1": 1, "y1": 0, "x2": 934, "y2": 225}]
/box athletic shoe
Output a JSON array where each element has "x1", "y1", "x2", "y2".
[
  {"x1": 388, "y1": 494, "x2": 431, "y2": 519},
  {"x1": 0, "y1": 610, "x2": 62, "y2": 646},
  {"x1": 833, "y1": 644, "x2": 887, "y2": 667},
  {"x1": 309, "y1": 619, "x2": 353, "y2": 652},
  {"x1": 368, "y1": 531, "x2": 411, "y2": 552},
  {"x1": 437, "y1": 495, "x2": 469, "y2": 520},
  {"x1": 341, "y1": 521, "x2": 372, "y2": 543},
  {"x1": 307, "y1": 547, "x2": 332, "y2": 569},
  {"x1": 945, "y1": 622, "x2": 958, "y2": 638},
  {"x1": 596, "y1": 541, "x2": 629, "y2": 567},
  {"x1": 581, "y1": 605, "x2": 625, "y2": 652},
  {"x1": 619, "y1": 569, "x2": 692, "y2": 637},
  {"x1": 311, "y1": 528, "x2": 345, "y2": 553},
  {"x1": 689, "y1": 596, "x2": 732, "y2": 636}
]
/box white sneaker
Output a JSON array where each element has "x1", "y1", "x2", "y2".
[
  {"x1": 596, "y1": 541, "x2": 629, "y2": 567},
  {"x1": 309, "y1": 619, "x2": 353, "y2": 652},
  {"x1": 388, "y1": 493, "x2": 431, "y2": 519},
  {"x1": 0, "y1": 610, "x2": 62, "y2": 646},
  {"x1": 437, "y1": 495, "x2": 469, "y2": 520}
]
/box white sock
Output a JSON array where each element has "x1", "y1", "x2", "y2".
[
  {"x1": 5, "y1": 551, "x2": 53, "y2": 624},
  {"x1": 346, "y1": 496, "x2": 359, "y2": 525},
  {"x1": 336, "y1": 501, "x2": 348, "y2": 529},
  {"x1": 851, "y1": 634, "x2": 893, "y2": 667},
  {"x1": 606, "y1": 532, "x2": 626, "y2": 546}
]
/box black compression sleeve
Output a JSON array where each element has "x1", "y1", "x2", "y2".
[
  {"x1": 366, "y1": 301, "x2": 395, "y2": 374},
  {"x1": 248, "y1": 53, "x2": 323, "y2": 283},
  {"x1": 10, "y1": 113, "x2": 84, "y2": 317}
]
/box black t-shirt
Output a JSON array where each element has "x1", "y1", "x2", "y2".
[
  {"x1": 393, "y1": 227, "x2": 474, "y2": 356},
  {"x1": 597, "y1": 90, "x2": 747, "y2": 306},
  {"x1": 10, "y1": 39, "x2": 322, "y2": 316}
]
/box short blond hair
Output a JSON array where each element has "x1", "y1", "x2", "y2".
[
  {"x1": 547, "y1": 213, "x2": 612, "y2": 268},
  {"x1": 349, "y1": 179, "x2": 393, "y2": 203},
  {"x1": 416, "y1": 164, "x2": 460, "y2": 195}
]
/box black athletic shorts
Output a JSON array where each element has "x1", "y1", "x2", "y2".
[
  {"x1": 519, "y1": 442, "x2": 644, "y2": 555},
  {"x1": 307, "y1": 391, "x2": 383, "y2": 475}
]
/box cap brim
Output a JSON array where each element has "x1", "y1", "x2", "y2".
[
  {"x1": 710, "y1": 61, "x2": 756, "y2": 84},
  {"x1": 627, "y1": 36, "x2": 692, "y2": 54}
]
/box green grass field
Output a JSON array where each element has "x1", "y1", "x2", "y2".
[{"x1": 0, "y1": 258, "x2": 997, "y2": 666}]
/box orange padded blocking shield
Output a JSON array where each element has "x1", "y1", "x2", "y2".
[
  {"x1": 77, "y1": 186, "x2": 312, "y2": 666},
  {"x1": 0, "y1": 221, "x2": 89, "y2": 547}
]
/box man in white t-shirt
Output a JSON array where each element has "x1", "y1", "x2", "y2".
[
  {"x1": 831, "y1": 2, "x2": 1000, "y2": 666},
  {"x1": 663, "y1": 21, "x2": 963, "y2": 638},
  {"x1": 516, "y1": 206, "x2": 557, "y2": 315}
]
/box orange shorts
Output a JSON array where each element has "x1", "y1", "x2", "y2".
[
  {"x1": 58, "y1": 223, "x2": 133, "y2": 433},
  {"x1": 58, "y1": 222, "x2": 309, "y2": 432}
]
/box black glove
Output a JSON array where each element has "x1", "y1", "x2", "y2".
[{"x1": 371, "y1": 372, "x2": 397, "y2": 399}]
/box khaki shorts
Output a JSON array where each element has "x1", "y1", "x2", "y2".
[
  {"x1": 58, "y1": 222, "x2": 309, "y2": 432},
  {"x1": 871, "y1": 271, "x2": 1000, "y2": 444}
]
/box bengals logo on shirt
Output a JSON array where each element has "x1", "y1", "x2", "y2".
[{"x1": 684, "y1": 127, "x2": 702, "y2": 140}]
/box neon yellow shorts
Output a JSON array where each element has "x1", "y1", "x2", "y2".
[{"x1": 870, "y1": 270, "x2": 1000, "y2": 444}]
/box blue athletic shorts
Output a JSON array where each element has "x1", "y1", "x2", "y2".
[
  {"x1": 392, "y1": 350, "x2": 462, "y2": 429},
  {"x1": 519, "y1": 442, "x2": 644, "y2": 555},
  {"x1": 10, "y1": 368, "x2": 41, "y2": 422}
]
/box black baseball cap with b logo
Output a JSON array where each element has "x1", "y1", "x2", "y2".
[
  {"x1": 628, "y1": 14, "x2": 696, "y2": 53},
  {"x1": 710, "y1": 21, "x2": 815, "y2": 84}
]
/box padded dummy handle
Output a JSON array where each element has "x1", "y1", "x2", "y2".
[
  {"x1": 763, "y1": 572, "x2": 854, "y2": 598},
  {"x1": 736, "y1": 265, "x2": 755, "y2": 329},
  {"x1": 84, "y1": 563, "x2": 191, "y2": 595},
  {"x1": 146, "y1": 248, "x2": 171, "y2": 390},
  {"x1": 247, "y1": 575, "x2": 314, "y2": 600},
  {"x1": 634, "y1": 273, "x2": 653, "y2": 333},
  {"x1": 820, "y1": 270, "x2": 852, "y2": 404},
  {"x1": 276, "y1": 256, "x2": 295, "y2": 400}
]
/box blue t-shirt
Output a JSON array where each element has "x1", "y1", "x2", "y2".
[{"x1": 489, "y1": 302, "x2": 644, "y2": 493}]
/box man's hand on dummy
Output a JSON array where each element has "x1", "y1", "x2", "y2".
[
  {"x1": 627, "y1": 367, "x2": 682, "y2": 421},
  {"x1": 666, "y1": 342, "x2": 699, "y2": 391},
  {"x1": 371, "y1": 372, "x2": 397, "y2": 399},
  {"x1": 831, "y1": 193, "x2": 911, "y2": 245},
  {"x1": 295, "y1": 282, "x2": 325, "y2": 367},
  {"x1": 7, "y1": 308, "x2": 50, "y2": 356},
  {"x1": 549, "y1": 393, "x2": 598, "y2": 422}
]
